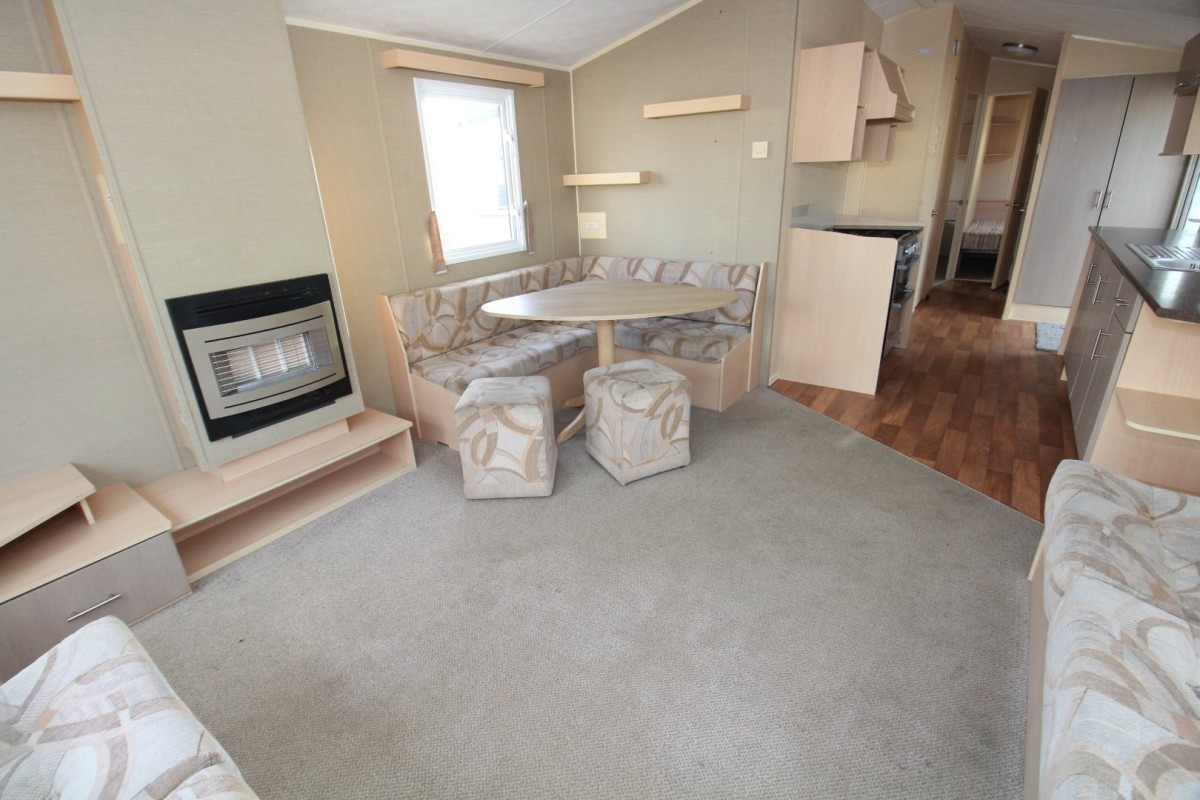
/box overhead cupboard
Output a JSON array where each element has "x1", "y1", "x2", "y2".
[
  {"x1": 791, "y1": 41, "x2": 914, "y2": 163},
  {"x1": 1014, "y1": 73, "x2": 1185, "y2": 308}
]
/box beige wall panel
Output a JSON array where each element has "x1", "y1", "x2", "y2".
[
  {"x1": 967, "y1": 48, "x2": 991, "y2": 96},
  {"x1": 985, "y1": 60, "x2": 1056, "y2": 95},
  {"x1": 51, "y1": 0, "x2": 363, "y2": 468},
  {"x1": 798, "y1": 0, "x2": 881, "y2": 50},
  {"x1": 287, "y1": 26, "x2": 407, "y2": 416},
  {"x1": 370, "y1": 39, "x2": 574, "y2": 291},
  {"x1": 542, "y1": 70, "x2": 581, "y2": 259},
  {"x1": 0, "y1": 0, "x2": 180, "y2": 485},
  {"x1": 572, "y1": 0, "x2": 794, "y2": 264}
]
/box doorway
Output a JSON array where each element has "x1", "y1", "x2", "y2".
[{"x1": 944, "y1": 89, "x2": 1047, "y2": 291}]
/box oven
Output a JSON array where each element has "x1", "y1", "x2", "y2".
[{"x1": 826, "y1": 226, "x2": 921, "y2": 356}]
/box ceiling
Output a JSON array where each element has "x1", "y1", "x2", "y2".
[
  {"x1": 866, "y1": 0, "x2": 1200, "y2": 66},
  {"x1": 280, "y1": 0, "x2": 1200, "y2": 69}
]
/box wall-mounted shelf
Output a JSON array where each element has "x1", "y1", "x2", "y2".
[
  {"x1": 1117, "y1": 387, "x2": 1200, "y2": 442},
  {"x1": 563, "y1": 171, "x2": 651, "y2": 187},
  {"x1": 0, "y1": 71, "x2": 80, "y2": 102},
  {"x1": 380, "y1": 48, "x2": 544, "y2": 88},
  {"x1": 643, "y1": 94, "x2": 749, "y2": 119}
]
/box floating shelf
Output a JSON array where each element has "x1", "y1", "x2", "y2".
[
  {"x1": 643, "y1": 94, "x2": 749, "y2": 119},
  {"x1": 0, "y1": 71, "x2": 80, "y2": 102},
  {"x1": 380, "y1": 48, "x2": 544, "y2": 88},
  {"x1": 1117, "y1": 387, "x2": 1200, "y2": 442},
  {"x1": 563, "y1": 171, "x2": 651, "y2": 187},
  {"x1": 0, "y1": 464, "x2": 95, "y2": 550}
]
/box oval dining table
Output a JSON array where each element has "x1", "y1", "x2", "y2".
[{"x1": 481, "y1": 279, "x2": 736, "y2": 443}]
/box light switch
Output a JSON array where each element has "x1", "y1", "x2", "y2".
[
  {"x1": 579, "y1": 212, "x2": 607, "y2": 239},
  {"x1": 751, "y1": 141, "x2": 769, "y2": 159}
]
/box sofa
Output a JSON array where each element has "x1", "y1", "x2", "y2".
[
  {"x1": 377, "y1": 255, "x2": 766, "y2": 449},
  {"x1": 0, "y1": 616, "x2": 257, "y2": 799},
  {"x1": 1026, "y1": 460, "x2": 1200, "y2": 799}
]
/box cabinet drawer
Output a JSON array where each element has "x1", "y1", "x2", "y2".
[
  {"x1": 1111, "y1": 278, "x2": 1142, "y2": 333},
  {"x1": 0, "y1": 532, "x2": 189, "y2": 678}
]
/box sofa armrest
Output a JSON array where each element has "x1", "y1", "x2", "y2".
[{"x1": 1, "y1": 616, "x2": 257, "y2": 798}]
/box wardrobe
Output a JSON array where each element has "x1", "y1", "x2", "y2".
[{"x1": 1014, "y1": 73, "x2": 1185, "y2": 308}]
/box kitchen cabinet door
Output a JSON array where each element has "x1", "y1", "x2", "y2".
[{"x1": 1014, "y1": 76, "x2": 1132, "y2": 308}]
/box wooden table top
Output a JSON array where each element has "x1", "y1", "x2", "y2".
[{"x1": 481, "y1": 280, "x2": 737, "y2": 322}]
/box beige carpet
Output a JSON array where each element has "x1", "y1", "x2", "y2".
[{"x1": 133, "y1": 388, "x2": 1041, "y2": 799}]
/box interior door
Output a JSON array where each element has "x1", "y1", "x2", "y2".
[
  {"x1": 1013, "y1": 75, "x2": 1133, "y2": 308},
  {"x1": 992, "y1": 89, "x2": 1047, "y2": 289}
]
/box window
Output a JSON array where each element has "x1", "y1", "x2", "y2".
[{"x1": 414, "y1": 78, "x2": 526, "y2": 264}]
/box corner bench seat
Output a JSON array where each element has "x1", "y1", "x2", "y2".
[
  {"x1": 411, "y1": 322, "x2": 596, "y2": 394},
  {"x1": 601, "y1": 317, "x2": 750, "y2": 362},
  {"x1": 378, "y1": 256, "x2": 765, "y2": 450}
]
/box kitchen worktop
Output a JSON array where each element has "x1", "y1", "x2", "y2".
[
  {"x1": 1091, "y1": 226, "x2": 1200, "y2": 323},
  {"x1": 790, "y1": 208, "x2": 924, "y2": 232}
]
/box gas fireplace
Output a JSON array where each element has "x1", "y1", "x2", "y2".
[{"x1": 166, "y1": 274, "x2": 352, "y2": 442}]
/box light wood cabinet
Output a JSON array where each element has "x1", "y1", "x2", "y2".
[
  {"x1": 1062, "y1": 235, "x2": 1200, "y2": 495},
  {"x1": 791, "y1": 42, "x2": 914, "y2": 163},
  {"x1": 1016, "y1": 74, "x2": 1185, "y2": 308},
  {"x1": 0, "y1": 481, "x2": 189, "y2": 679},
  {"x1": 1064, "y1": 246, "x2": 1142, "y2": 457},
  {"x1": 0, "y1": 532, "x2": 188, "y2": 678}
]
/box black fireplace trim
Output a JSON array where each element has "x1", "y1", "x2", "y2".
[{"x1": 165, "y1": 274, "x2": 353, "y2": 443}]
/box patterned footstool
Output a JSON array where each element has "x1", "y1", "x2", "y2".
[
  {"x1": 584, "y1": 358, "x2": 690, "y2": 485},
  {"x1": 455, "y1": 376, "x2": 557, "y2": 499}
]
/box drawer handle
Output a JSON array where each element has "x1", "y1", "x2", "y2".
[
  {"x1": 1090, "y1": 329, "x2": 1111, "y2": 360},
  {"x1": 1084, "y1": 262, "x2": 1100, "y2": 286},
  {"x1": 1114, "y1": 296, "x2": 1130, "y2": 308},
  {"x1": 1091, "y1": 275, "x2": 1109, "y2": 304},
  {"x1": 67, "y1": 593, "x2": 122, "y2": 622}
]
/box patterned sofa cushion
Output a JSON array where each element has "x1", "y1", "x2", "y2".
[
  {"x1": 1041, "y1": 573, "x2": 1200, "y2": 771},
  {"x1": 0, "y1": 616, "x2": 257, "y2": 799},
  {"x1": 388, "y1": 258, "x2": 584, "y2": 363},
  {"x1": 410, "y1": 322, "x2": 595, "y2": 394},
  {"x1": 609, "y1": 317, "x2": 750, "y2": 363},
  {"x1": 1041, "y1": 460, "x2": 1200, "y2": 625},
  {"x1": 582, "y1": 257, "x2": 759, "y2": 326}
]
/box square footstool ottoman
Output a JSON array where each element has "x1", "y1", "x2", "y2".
[
  {"x1": 455, "y1": 376, "x2": 556, "y2": 499},
  {"x1": 583, "y1": 358, "x2": 690, "y2": 485}
]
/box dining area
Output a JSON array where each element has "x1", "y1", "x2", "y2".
[{"x1": 376, "y1": 255, "x2": 765, "y2": 496}]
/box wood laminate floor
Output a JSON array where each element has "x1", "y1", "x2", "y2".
[{"x1": 771, "y1": 280, "x2": 1076, "y2": 521}]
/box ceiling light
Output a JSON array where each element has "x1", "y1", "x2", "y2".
[{"x1": 1001, "y1": 42, "x2": 1038, "y2": 57}]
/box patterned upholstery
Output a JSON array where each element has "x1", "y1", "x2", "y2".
[
  {"x1": 455, "y1": 376, "x2": 556, "y2": 499},
  {"x1": 388, "y1": 259, "x2": 584, "y2": 363},
  {"x1": 581, "y1": 256, "x2": 759, "y2": 326},
  {"x1": 411, "y1": 322, "x2": 595, "y2": 394},
  {"x1": 0, "y1": 616, "x2": 257, "y2": 799},
  {"x1": 583, "y1": 359, "x2": 690, "y2": 486},
  {"x1": 1037, "y1": 460, "x2": 1200, "y2": 799},
  {"x1": 608, "y1": 318, "x2": 749, "y2": 363}
]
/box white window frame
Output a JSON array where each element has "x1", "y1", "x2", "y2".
[{"x1": 414, "y1": 78, "x2": 526, "y2": 265}]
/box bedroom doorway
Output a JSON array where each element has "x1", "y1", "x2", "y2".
[{"x1": 944, "y1": 89, "x2": 1047, "y2": 290}]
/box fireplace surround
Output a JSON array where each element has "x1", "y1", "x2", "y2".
[{"x1": 166, "y1": 274, "x2": 353, "y2": 443}]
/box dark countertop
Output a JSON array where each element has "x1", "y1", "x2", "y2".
[{"x1": 1091, "y1": 226, "x2": 1200, "y2": 324}]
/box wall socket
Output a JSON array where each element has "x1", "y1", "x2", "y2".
[{"x1": 579, "y1": 212, "x2": 607, "y2": 239}]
